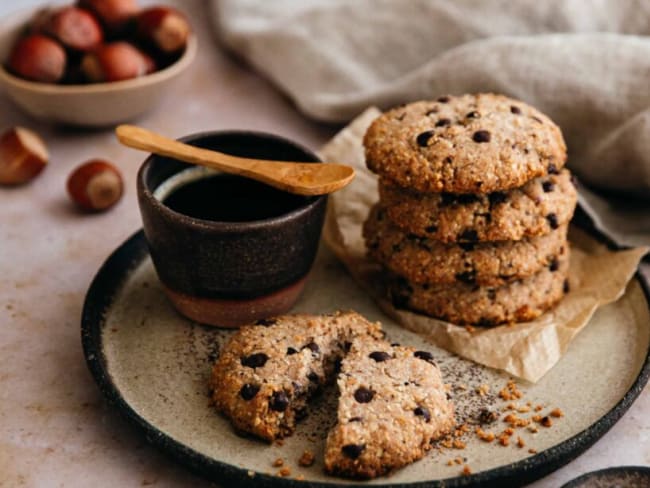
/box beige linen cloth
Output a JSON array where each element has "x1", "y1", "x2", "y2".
[{"x1": 212, "y1": 0, "x2": 650, "y2": 248}]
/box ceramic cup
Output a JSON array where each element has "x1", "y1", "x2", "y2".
[{"x1": 137, "y1": 131, "x2": 327, "y2": 327}]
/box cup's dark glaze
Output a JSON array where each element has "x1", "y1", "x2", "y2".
[{"x1": 137, "y1": 131, "x2": 327, "y2": 326}]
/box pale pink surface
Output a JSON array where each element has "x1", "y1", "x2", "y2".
[{"x1": 0, "y1": 1, "x2": 647, "y2": 487}]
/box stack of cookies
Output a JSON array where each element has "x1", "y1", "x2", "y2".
[{"x1": 362, "y1": 94, "x2": 577, "y2": 326}]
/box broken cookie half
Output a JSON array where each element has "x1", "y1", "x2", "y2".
[{"x1": 210, "y1": 311, "x2": 454, "y2": 478}]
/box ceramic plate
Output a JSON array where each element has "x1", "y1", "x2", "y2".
[{"x1": 82, "y1": 226, "x2": 650, "y2": 487}]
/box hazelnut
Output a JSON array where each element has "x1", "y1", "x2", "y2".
[
  {"x1": 67, "y1": 160, "x2": 123, "y2": 211},
  {"x1": 81, "y1": 42, "x2": 155, "y2": 82},
  {"x1": 0, "y1": 127, "x2": 49, "y2": 185},
  {"x1": 137, "y1": 7, "x2": 190, "y2": 54},
  {"x1": 78, "y1": 0, "x2": 139, "y2": 32},
  {"x1": 7, "y1": 34, "x2": 66, "y2": 83},
  {"x1": 44, "y1": 7, "x2": 104, "y2": 52}
]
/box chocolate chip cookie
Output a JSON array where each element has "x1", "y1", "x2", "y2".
[
  {"x1": 364, "y1": 94, "x2": 567, "y2": 194},
  {"x1": 324, "y1": 339, "x2": 454, "y2": 479},
  {"x1": 210, "y1": 311, "x2": 384, "y2": 441},
  {"x1": 379, "y1": 169, "x2": 577, "y2": 242},
  {"x1": 389, "y1": 250, "x2": 570, "y2": 326},
  {"x1": 364, "y1": 205, "x2": 568, "y2": 286}
]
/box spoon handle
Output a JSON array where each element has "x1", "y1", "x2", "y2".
[{"x1": 115, "y1": 125, "x2": 250, "y2": 172}]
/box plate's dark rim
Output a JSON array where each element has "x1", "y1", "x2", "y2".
[
  {"x1": 81, "y1": 219, "x2": 650, "y2": 488},
  {"x1": 559, "y1": 465, "x2": 650, "y2": 488}
]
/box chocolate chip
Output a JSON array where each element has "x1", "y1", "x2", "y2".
[
  {"x1": 307, "y1": 371, "x2": 319, "y2": 383},
  {"x1": 510, "y1": 105, "x2": 521, "y2": 114},
  {"x1": 542, "y1": 181, "x2": 555, "y2": 192},
  {"x1": 416, "y1": 131, "x2": 435, "y2": 147},
  {"x1": 395, "y1": 112, "x2": 406, "y2": 121},
  {"x1": 446, "y1": 392, "x2": 453, "y2": 400},
  {"x1": 548, "y1": 163, "x2": 559, "y2": 175},
  {"x1": 343, "y1": 341, "x2": 352, "y2": 352},
  {"x1": 286, "y1": 347, "x2": 298, "y2": 355},
  {"x1": 254, "y1": 318, "x2": 276, "y2": 326},
  {"x1": 342, "y1": 444, "x2": 365, "y2": 459},
  {"x1": 487, "y1": 289, "x2": 497, "y2": 300},
  {"x1": 390, "y1": 342, "x2": 401, "y2": 347},
  {"x1": 392, "y1": 243, "x2": 403, "y2": 253},
  {"x1": 239, "y1": 383, "x2": 260, "y2": 400},
  {"x1": 269, "y1": 391, "x2": 289, "y2": 412},
  {"x1": 472, "y1": 130, "x2": 491, "y2": 143},
  {"x1": 414, "y1": 406, "x2": 431, "y2": 422},
  {"x1": 489, "y1": 192, "x2": 507, "y2": 206},
  {"x1": 437, "y1": 95, "x2": 450, "y2": 103},
  {"x1": 563, "y1": 279, "x2": 570, "y2": 293},
  {"x1": 455, "y1": 271, "x2": 476, "y2": 284},
  {"x1": 546, "y1": 213, "x2": 559, "y2": 229},
  {"x1": 303, "y1": 342, "x2": 320, "y2": 355},
  {"x1": 531, "y1": 116, "x2": 543, "y2": 124},
  {"x1": 466, "y1": 110, "x2": 480, "y2": 118},
  {"x1": 425, "y1": 225, "x2": 438, "y2": 233},
  {"x1": 477, "y1": 317, "x2": 496, "y2": 327},
  {"x1": 549, "y1": 258, "x2": 559, "y2": 271},
  {"x1": 426, "y1": 107, "x2": 439, "y2": 115},
  {"x1": 459, "y1": 229, "x2": 478, "y2": 242},
  {"x1": 354, "y1": 387, "x2": 375, "y2": 403},
  {"x1": 414, "y1": 350, "x2": 436, "y2": 365},
  {"x1": 479, "y1": 408, "x2": 498, "y2": 424},
  {"x1": 459, "y1": 242, "x2": 475, "y2": 252},
  {"x1": 479, "y1": 211, "x2": 492, "y2": 223},
  {"x1": 348, "y1": 416, "x2": 362, "y2": 423},
  {"x1": 435, "y1": 118, "x2": 451, "y2": 127},
  {"x1": 241, "y1": 352, "x2": 269, "y2": 368},
  {"x1": 334, "y1": 357, "x2": 342, "y2": 373},
  {"x1": 444, "y1": 156, "x2": 454, "y2": 164},
  {"x1": 369, "y1": 351, "x2": 391, "y2": 362}
]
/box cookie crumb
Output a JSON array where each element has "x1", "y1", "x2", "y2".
[
  {"x1": 295, "y1": 475, "x2": 305, "y2": 481},
  {"x1": 550, "y1": 408, "x2": 564, "y2": 418},
  {"x1": 247, "y1": 470, "x2": 255, "y2": 478},
  {"x1": 272, "y1": 458, "x2": 284, "y2": 468},
  {"x1": 453, "y1": 439, "x2": 466, "y2": 449},
  {"x1": 298, "y1": 450, "x2": 315, "y2": 467},
  {"x1": 462, "y1": 465, "x2": 472, "y2": 476},
  {"x1": 277, "y1": 467, "x2": 291, "y2": 477},
  {"x1": 476, "y1": 384, "x2": 490, "y2": 396},
  {"x1": 455, "y1": 457, "x2": 464, "y2": 465},
  {"x1": 516, "y1": 437, "x2": 525, "y2": 448},
  {"x1": 540, "y1": 416, "x2": 552, "y2": 428},
  {"x1": 534, "y1": 404, "x2": 544, "y2": 412},
  {"x1": 528, "y1": 448, "x2": 538, "y2": 454}
]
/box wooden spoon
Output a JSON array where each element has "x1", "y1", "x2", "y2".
[{"x1": 115, "y1": 125, "x2": 355, "y2": 196}]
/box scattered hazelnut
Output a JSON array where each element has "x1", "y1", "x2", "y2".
[
  {"x1": 81, "y1": 42, "x2": 155, "y2": 82},
  {"x1": 0, "y1": 127, "x2": 49, "y2": 185},
  {"x1": 44, "y1": 7, "x2": 103, "y2": 52},
  {"x1": 67, "y1": 159, "x2": 123, "y2": 211},
  {"x1": 7, "y1": 34, "x2": 66, "y2": 83},
  {"x1": 137, "y1": 7, "x2": 190, "y2": 54},
  {"x1": 78, "y1": 0, "x2": 140, "y2": 32}
]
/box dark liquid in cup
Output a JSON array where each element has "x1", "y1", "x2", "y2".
[{"x1": 163, "y1": 173, "x2": 309, "y2": 222}]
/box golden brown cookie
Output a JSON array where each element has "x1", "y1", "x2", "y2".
[
  {"x1": 364, "y1": 94, "x2": 567, "y2": 194},
  {"x1": 379, "y1": 169, "x2": 577, "y2": 243},
  {"x1": 364, "y1": 205, "x2": 569, "y2": 286},
  {"x1": 210, "y1": 311, "x2": 384, "y2": 441},
  {"x1": 388, "y1": 250, "x2": 570, "y2": 326},
  {"x1": 324, "y1": 339, "x2": 454, "y2": 479}
]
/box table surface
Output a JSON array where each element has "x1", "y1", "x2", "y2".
[{"x1": 1, "y1": 1, "x2": 648, "y2": 487}]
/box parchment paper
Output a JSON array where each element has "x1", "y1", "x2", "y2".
[{"x1": 320, "y1": 108, "x2": 648, "y2": 383}]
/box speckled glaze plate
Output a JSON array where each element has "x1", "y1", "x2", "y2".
[{"x1": 82, "y1": 225, "x2": 650, "y2": 487}]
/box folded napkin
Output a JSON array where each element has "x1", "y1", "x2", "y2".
[{"x1": 211, "y1": 0, "x2": 650, "y2": 246}]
